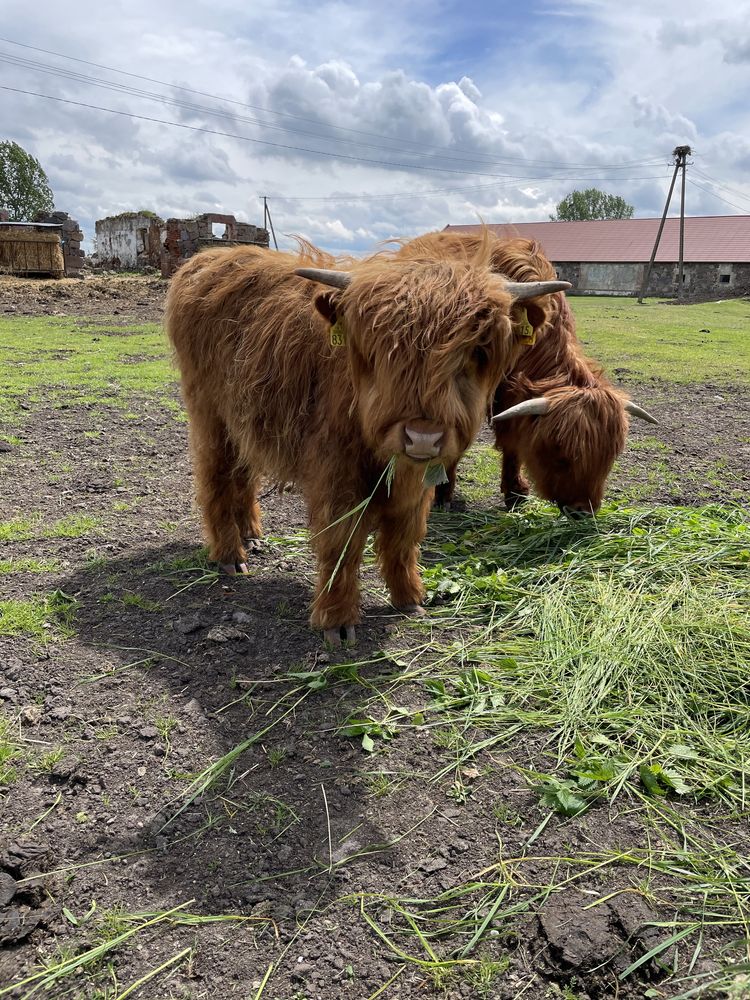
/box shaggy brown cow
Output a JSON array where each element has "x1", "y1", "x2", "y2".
[
  {"x1": 165, "y1": 243, "x2": 568, "y2": 643},
  {"x1": 397, "y1": 231, "x2": 656, "y2": 516}
]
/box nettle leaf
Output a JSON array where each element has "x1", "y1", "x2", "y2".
[
  {"x1": 338, "y1": 718, "x2": 377, "y2": 737},
  {"x1": 337, "y1": 717, "x2": 394, "y2": 751},
  {"x1": 661, "y1": 768, "x2": 691, "y2": 795},
  {"x1": 287, "y1": 670, "x2": 328, "y2": 691},
  {"x1": 639, "y1": 764, "x2": 668, "y2": 797},
  {"x1": 424, "y1": 679, "x2": 447, "y2": 699},
  {"x1": 667, "y1": 744, "x2": 699, "y2": 761},
  {"x1": 534, "y1": 776, "x2": 589, "y2": 816}
]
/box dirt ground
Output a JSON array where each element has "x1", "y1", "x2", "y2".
[{"x1": 1, "y1": 275, "x2": 749, "y2": 999}]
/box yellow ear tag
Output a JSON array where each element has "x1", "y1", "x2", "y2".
[
  {"x1": 329, "y1": 318, "x2": 346, "y2": 347},
  {"x1": 517, "y1": 308, "x2": 536, "y2": 345}
]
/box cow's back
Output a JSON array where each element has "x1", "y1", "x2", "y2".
[{"x1": 165, "y1": 245, "x2": 343, "y2": 481}]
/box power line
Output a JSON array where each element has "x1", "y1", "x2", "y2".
[
  {"x1": 3, "y1": 49, "x2": 665, "y2": 173},
  {"x1": 690, "y1": 167, "x2": 750, "y2": 211},
  {"x1": 0, "y1": 35, "x2": 666, "y2": 173},
  {"x1": 0, "y1": 84, "x2": 674, "y2": 182},
  {"x1": 687, "y1": 177, "x2": 750, "y2": 215},
  {"x1": 276, "y1": 171, "x2": 670, "y2": 204}
]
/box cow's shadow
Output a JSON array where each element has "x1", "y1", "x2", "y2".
[{"x1": 54, "y1": 538, "x2": 408, "y2": 934}]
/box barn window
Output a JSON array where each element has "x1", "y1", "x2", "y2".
[{"x1": 719, "y1": 273, "x2": 731, "y2": 284}]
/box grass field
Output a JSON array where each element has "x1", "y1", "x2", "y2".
[
  {"x1": 571, "y1": 297, "x2": 750, "y2": 382},
  {"x1": 0, "y1": 287, "x2": 749, "y2": 999}
]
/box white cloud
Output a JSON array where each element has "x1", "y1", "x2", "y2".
[{"x1": 1, "y1": 0, "x2": 749, "y2": 255}]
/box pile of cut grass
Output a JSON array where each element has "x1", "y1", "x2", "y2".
[{"x1": 417, "y1": 502, "x2": 750, "y2": 804}]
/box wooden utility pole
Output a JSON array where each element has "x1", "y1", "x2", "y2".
[
  {"x1": 677, "y1": 145, "x2": 690, "y2": 299},
  {"x1": 638, "y1": 145, "x2": 691, "y2": 303},
  {"x1": 262, "y1": 196, "x2": 278, "y2": 250}
]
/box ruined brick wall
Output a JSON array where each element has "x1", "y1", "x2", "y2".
[
  {"x1": 33, "y1": 211, "x2": 85, "y2": 276},
  {"x1": 160, "y1": 213, "x2": 269, "y2": 277},
  {"x1": 95, "y1": 213, "x2": 165, "y2": 271}
]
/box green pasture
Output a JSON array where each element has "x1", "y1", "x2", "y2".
[
  {"x1": 571, "y1": 296, "x2": 750, "y2": 382},
  {"x1": 0, "y1": 296, "x2": 748, "y2": 431},
  {"x1": 0, "y1": 315, "x2": 174, "y2": 423}
]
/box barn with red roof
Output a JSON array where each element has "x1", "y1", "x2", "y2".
[{"x1": 445, "y1": 215, "x2": 750, "y2": 299}]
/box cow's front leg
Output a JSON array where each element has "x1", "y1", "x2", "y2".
[
  {"x1": 308, "y1": 506, "x2": 371, "y2": 645},
  {"x1": 433, "y1": 462, "x2": 457, "y2": 511},
  {"x1": 375, "y1": 490, "x2": 431, "y2": 614},
  {"x1": 496, "y1": 440, "x2": 530, "y2": 510}
]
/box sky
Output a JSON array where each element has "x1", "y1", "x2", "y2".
[{"x1": 2, "y1": 0, "x2": 750, "y2": 254}]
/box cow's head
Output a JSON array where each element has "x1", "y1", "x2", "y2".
[
  {"x1": 492, "y1": 380, "x2": 657, "y2": 516},
  {"x1": 296, "y1": 260, "x2": 569, "y2": 468}
]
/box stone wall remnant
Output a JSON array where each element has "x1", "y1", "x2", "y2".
[
  {"x1": 94, "y1": 212, "x2": 165, "y2": 271},
  {"x1": 160, "y1": 213, "x2": 269, "y2": 277},
  {"x1": 32, "y1": 211, "x2": 85, "y2": 276}
]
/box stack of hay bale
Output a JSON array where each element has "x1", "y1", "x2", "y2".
[{"x1": 34, "y1": 211, "x2": 85, "y2": 276}]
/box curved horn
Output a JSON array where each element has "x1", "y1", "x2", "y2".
[
  {"x1": 294, "y1": 267, "x2": 352, "y2": 289},
  {"x1": 498, "y1": 279, "x2": 572, "y2": 301},
  {"x1": 625, "y1": 401, "x2": 658, "y2": 424},
  {"x1": 492, "y1": 397, "x2": 551, "y2": 422}
]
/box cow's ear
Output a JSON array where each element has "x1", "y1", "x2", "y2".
[
  {"x1": 525, "y1": 302, "x2": 547, "y2": 333},
  {"x1": 313, "y1": 291, "x2": 338, "y2": 325},
  {"x1": 511, "y1": 301, "x2": 547, "y2": 337}
]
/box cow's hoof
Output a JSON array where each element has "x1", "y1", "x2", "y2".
[
  {"x1": 398, "y1": 604, "x2": 427, "y2": 617},
  {"x1": 433, "y1": 499, "x2": 452, "y2": 512},
  {"x1": 220, "y1": 561, "x2": 250, "y2": 575},
  {"x1": 323, "y1": 625, "x2": 357, "y2": 647},
  {"x1": 504, "y1": 492, "x2": 529, "y2": 511}
]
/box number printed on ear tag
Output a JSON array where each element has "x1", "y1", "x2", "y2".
[
  {"x1": 329, "y1": 319, "x2": 346, "y2": 347},
  {"x1": 517, "y1": 308, "x2": 536, "y2": 345}
]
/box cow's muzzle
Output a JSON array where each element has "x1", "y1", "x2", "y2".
[
  {"x1": 559, "y1": 502, "x2": 594, "y2": 520},
  {"x1": 404, "y1": 427, "x2": 444, "y2": 461}
]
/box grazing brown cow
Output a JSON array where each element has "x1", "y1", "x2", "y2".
[
  {"x1": 397, "y1": 231, "x2": 657, "y2": 516},
  {"x1": 165, "y1": 243, "x2": 567, "y2": 643}
]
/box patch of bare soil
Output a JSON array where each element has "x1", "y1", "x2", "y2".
[
  {"x1": 0, "y1": 274, "x2": 166, "y2": 323},
  {"x1": 0, "y1": 281, "x2": 747, "y2": 999}
]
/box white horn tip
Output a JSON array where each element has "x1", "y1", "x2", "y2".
[{"x1": 625, "y1": 402, "x2": 659, "y2": 424}]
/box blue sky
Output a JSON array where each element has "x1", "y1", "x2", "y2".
[{"x1": 2, "y1": 0, "x2": 750, "y2": 252}]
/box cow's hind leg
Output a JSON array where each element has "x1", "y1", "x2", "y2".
[
  {"x1": 190, "y1": 411, "x2": 261, "y2": 574},
  {"x1": 375, "y1": 491, "x2": 431, "y2": 615},
  {"x1": 432, "y1": 462, "x2": 457, "y2": 511}
]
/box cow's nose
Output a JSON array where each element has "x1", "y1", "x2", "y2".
[
  {"x1": 559, "y1": 502, "x2": 593, "y2": 520},
  {"x1": 404, "y1": 427, "x2": 443, "y2": 460}
]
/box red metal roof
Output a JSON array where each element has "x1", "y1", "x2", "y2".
[{"x1": 444, "y1": 216, "x2": 750, "y2": 264}]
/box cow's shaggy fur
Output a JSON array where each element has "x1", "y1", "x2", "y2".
[
  {"x1": 165, "y1": 242, "x2": 551, "y2": 636},
  {"x1": 397, "y1": 231, "x2": 632, "y2": 513}
]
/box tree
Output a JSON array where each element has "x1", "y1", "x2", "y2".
[
  {"x1": 0, "y1": 141, "x2": 54, "y2": 220},
  {"x1": 551, "y1": 188, "x2": 634, "y2": 222}
]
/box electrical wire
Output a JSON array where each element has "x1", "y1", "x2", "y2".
[
  {"x1": 690, "y1": 167, "x2": 750, "y2": 212},
  {"x1": 686, "y1": 178, "x2": 750, "y2": 215},
  {"x1": 0, "y1": 36, "x2": 666, "y2": 172},
  {"x1": 0, "y1": 84, "x2": 674, "y2": 182}
]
